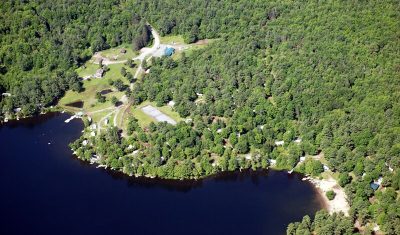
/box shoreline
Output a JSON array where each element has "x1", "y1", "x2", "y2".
[
  {"x1": 6, "y1": 110, "x2": 347, "y2": 216},
  {"x1": 304, "y1": 176, "x2": 350, "y2": 216}
]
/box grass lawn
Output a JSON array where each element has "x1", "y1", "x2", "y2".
[
  {"x1": 76, "y1": 62, "x2": 99, "y2": 77},
  {"x1": 90, "y1": 109, "x2": 113, "y2": 123},
  {"x1": 59, "y1": 61, "x2": 135, "y2": 114},
  {"x1": 100, "y1": 44, "x2": 138, "y2": 61},
  {"x1": 160, "y1": 35, "x2": 185, "y2": 44},
  {"x1": 103, "y1": 63, "x2": 136, "y2": 82}
]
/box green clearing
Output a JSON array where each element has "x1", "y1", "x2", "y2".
[
  {"x1": 59, "y1": 54, "x2": 136, "y2": 120},
  {"x1": 103, "y1": 63, "x2": 136, "y2": 81},
  {"x1": 100, "y1": 44, "x2": 138, "y2": 61},
  {"x1": 160, "y1": 35, "x2": 185, "y2": 44},
  {"x1": 90, "y1": 110, "x2": 112, "y2": 123},
  {"x1": 76, "y1": 62, "x2": 99, "y2": 77}
]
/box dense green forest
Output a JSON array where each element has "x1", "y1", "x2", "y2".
[{"x1": 2, "y1": 0, "x2": 400, "y2": 234}]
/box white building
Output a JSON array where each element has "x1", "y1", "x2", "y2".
[{"x1": 275, "y1": 140, "x2": 284, "y2": 146}]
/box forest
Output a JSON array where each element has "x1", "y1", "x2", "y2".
[{"x1": 2, "y1": 0, "x2": 400, "y2": 234}]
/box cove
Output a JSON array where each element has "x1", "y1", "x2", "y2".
[{"x1": 0, "y1": 113, "x2": 324, "y2": 235}]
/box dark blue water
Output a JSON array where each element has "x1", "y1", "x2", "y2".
[{"x1": 0, "y1": 113, "x2": 324, "y2": 235}]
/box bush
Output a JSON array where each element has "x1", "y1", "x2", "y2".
[
  {"x1": 111, "y1": 96, "x2": 119, "y2": 106},
  {"x1": 326, "y1": 190, "x2": 336, "y2": 200}
]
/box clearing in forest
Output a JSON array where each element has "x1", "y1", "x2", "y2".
[{"x1": 141, "y1": 105, "x2": 177, "y2": 125}]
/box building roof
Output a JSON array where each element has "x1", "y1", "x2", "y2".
[
  {"x1": 164, "y1": 47, "x2": 175, "y2": 56},
  {"x1": 370, "y1": 183, "x2": 379, "y2": 190}
]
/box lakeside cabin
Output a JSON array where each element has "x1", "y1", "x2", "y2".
[{"x1": 164, "y1": 47, "x2": 175, "y2": 57}]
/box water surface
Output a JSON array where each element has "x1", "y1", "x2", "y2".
[{"x1": 0, "y1": 113, "x2": 324, "y2": 235}]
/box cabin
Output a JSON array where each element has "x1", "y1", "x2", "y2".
[{"x1": 164, "y1": 47, "x2": 175, "y2": 56}]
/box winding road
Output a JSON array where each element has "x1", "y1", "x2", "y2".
[
  {"x1": 89, "y1": 25, "x2": 162, "y2": 134},
  {"x1": 132, "y1": 24, "x2": 161, "y2": 82}
]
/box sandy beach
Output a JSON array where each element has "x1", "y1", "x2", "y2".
[{"x1": 305, "y1": 176, "x2": 350, "y2": 216}]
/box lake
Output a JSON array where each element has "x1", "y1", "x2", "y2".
[{"x1": 0, "y1": 113, "x2": 324, "y2": 235}]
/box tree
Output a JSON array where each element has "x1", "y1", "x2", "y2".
[
  {"x1": 96, "y1": 92, "x2": 106, "y2": 103},
  {"x1": 326, "y1": 190, "x2": 336, "y2": 200},
  {"x1": 120, "y1": 67, "x2": 127, "y2": 77},
  {"x1": 126, "y1": 72, "x2": 134, "y2": 83},
  {"x1": 338, "y1": 173, "x2": 352, "y2": 187},
  {"x1": 113, "y1": 79, "x2": 127, "y2": 91},
  {"x1": 126, "y1": 59, "x2": 135, "y2": 68},
  {"x1": 304, "y1": 160, "x2": 324, "y2": 176},
  {"x1": 111, "y1": 96, "x2": 119, "y2": 106}
]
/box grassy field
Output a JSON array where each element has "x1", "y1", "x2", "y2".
[
  {"x1": 160, "y1": 35, "x2": 185, "y2": 44},
  {"x1": 76, "y1": 63, "x2": 99, "y2": 77},
  {"x1": 100, "y1": 44, "x2": 138, "y2": 61},
  {"x1": 59, "y1": 57, "x2": 136, "y2": 122}
]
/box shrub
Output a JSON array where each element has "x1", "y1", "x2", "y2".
[{"x1": 326, "y1": 190, "x2": 336, "y2": 200}]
